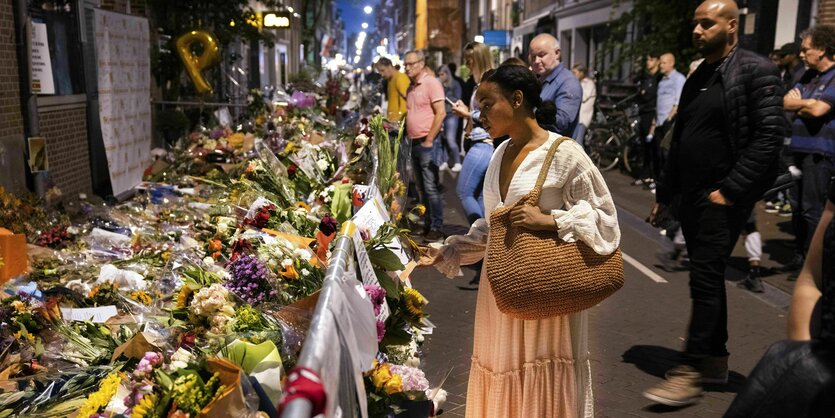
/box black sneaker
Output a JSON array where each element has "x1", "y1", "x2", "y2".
[
  {"x1": 423, "y1": 229, "x2": 446, "y2": 243},
  {"x1": 737, "y1": 277, "x2": 764, "y2": 293}
]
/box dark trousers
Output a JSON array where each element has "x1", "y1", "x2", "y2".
[
  {"x1": 638, "y1": 113, "x2": 661, "y2": 180},
  {"x1": 793, "y1": 153, "x2": 835, "y2": 252},
  {"x1": 411, "y1": 138, "x2": 444, "y2": 231},
  {"x1": 679, "y1": 191, "x2": 754, "y2": 360}
]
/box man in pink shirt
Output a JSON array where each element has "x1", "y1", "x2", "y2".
[{"x1": 405, "y1": 50, "x2": 447, "y2": 241}]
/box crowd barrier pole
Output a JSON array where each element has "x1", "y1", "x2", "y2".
[
  {"x1": 280, "y1": 230, "x2": 359, "y2": 418},
  {"x1": 281, "y1": 123, "x2": 382, "y2": 418}
]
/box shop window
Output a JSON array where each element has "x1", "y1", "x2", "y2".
[{"x1": 30, "y1": 2, "x2": 86, "y2": 96}]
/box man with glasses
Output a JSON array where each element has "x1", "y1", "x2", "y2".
[
  {"x1": 784, "y1": 25, "x2": 835, "y2": 273},
  {"x1": 405, "y1": 50, "x2": 447, "y2": 241}
]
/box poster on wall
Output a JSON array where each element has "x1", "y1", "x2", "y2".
[
  {"x1": 30, "y1": 22, "x2": 55, "y2": 94},
  {"x1": 93, "y1": 9, "x2": 151, "y2": 197}
]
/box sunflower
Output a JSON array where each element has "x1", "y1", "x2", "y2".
[
  {"x1": 403, "y1": 287, "x2": 427, "y2": 319},
  {"x1": 176, "y1": 286, "x2": 193, "y2": 309}
]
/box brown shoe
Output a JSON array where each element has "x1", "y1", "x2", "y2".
[
  {"x1": 643, "y1": 365, "x2": 703, "y2": 407},
  {"x1": 699, "y1": 355, "x2": 729, "y2": 384}
]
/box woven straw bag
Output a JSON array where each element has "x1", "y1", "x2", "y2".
[{"x1": 486, "y1": 137, "x2": 624, "y2": 319}]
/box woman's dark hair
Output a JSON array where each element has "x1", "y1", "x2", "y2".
[{"x1": 481, "y1": 64, "x2": 558, "y2": 132}]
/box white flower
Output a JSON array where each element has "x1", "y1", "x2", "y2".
[
  {"x1": 168, "y1": 348, "x2": 194, "y2": 371},
  {"x1": 282, "y1": 258, "x2": 294, "y2": 267},
  {"x1": 202, "y1": 256, "x2": 215, "y2": 265},
  {"x1": 301, "y1": 268, "x2": 311, "y2": 277},
  {"x1": 190, "y1": 283, "x2": 231, "y2": 317},
  {"x1": 316, "y1": 159, "x2": 329, "y2": 171},
  {"x1": 355, "y1": 133, "x2": 370, "y2": 146},
  {"x1": 293, "y1": 248, "x2": 313, "y2": 260}
]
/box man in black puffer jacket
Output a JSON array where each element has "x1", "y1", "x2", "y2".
[{"x1": 644, "y1": 0, "x2": 787, "y2": 407}]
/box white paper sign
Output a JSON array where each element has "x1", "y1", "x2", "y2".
[
  {"x1": 60, "y1": 305, "x2": 118, "y2": 323},
  {"x1": 30, "y1": 22, "x2": 54, "y2": 94},
  {"x1": 94, "y1": 10, "x2": 152, "y2": 196}
]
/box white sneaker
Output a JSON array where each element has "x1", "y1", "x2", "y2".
[
  {"x1": 451, "y1": 163, "x2": 462, "y2": 172},
  {"x1": 439, "y1": 162, "x2": 449, "y2": 172}
]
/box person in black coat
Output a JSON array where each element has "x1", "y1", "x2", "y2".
[{"x1": 644, "y1": 0, "x2": 787, "y2": 407}]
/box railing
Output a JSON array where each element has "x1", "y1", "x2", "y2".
[
  {"x1": 279, "y1": 229, "x2": 360, "y2": 418},
  {"x1": 279, "y1": 136, "x2": 381, "y2": 418}
]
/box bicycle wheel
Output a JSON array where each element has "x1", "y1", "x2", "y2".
[
  {"x1": 622, "y1": 137, "x2": 645, "y2": 178},
  {"x1": 586, "y1": 128, "x2": 621, "y2": 171}
]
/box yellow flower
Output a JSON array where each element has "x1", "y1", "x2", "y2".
[
  {"x1": 294, "y1": 201, "x2": 311, "y2": 211},
  {"x1": 130, "y1": 290, "x2": 153, "y2": 305},
  {"x1": 228, "y1": 132, "x2": 246, "y2": 148},
  {"x1": 284, "y1": 142, "x2": 298, "y2": 154},
  {"x1": 77, "y1": 371, "x2": 122, "y2": 418},
  {"x1": 161, "y1": 251, "x2": 171, "y2": 261},
  {"x1": 176, "y1": 287, "x2": 193, "y2": 309},
  {"x1": 11, "y1": 300, "x2": 26, "y2": 313},
  {"x1": 370, "y1": 362, "x2": 392, "y2": 390},
  {"x1": 131, "y1": 393, "x2": 157, "y2": 418},
  {"x1": 383, "y1": 374, "x2": 403, "y2": 394},
  {"x1": 13, "y1": 330, "x2": 34, "y2": 343},
  {"x1": 403, "y1": 287, "x2": 427, "y2": 318},
  {"x1": 413, "y1": 204, "x2": 426, "y2": 216}
]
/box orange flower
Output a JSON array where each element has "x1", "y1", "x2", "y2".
[
  {"x1": 208, "y1": 240, "x2": 223, "y2": 252},
  {"x1": 281, "y1": 264, "x2": 299, "y2": 280}
]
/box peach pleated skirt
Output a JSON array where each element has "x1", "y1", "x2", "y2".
[{"x1": 465, "y1": 275, "x2": 594, "y2": 418}]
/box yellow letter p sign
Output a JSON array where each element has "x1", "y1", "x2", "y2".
[{"x1": 175, "y1": 30, "x2": 220, "y2": 95}]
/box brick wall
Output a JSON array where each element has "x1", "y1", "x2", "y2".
[
  {"x1": 38, "y1": 107, "x2": 93, "y2": 197},
  {"x1": 819, "y1": 0, "x2": 835, "y2": 25},
  {"x1": 0, "y1": 0, "x2": 23, "y2": 140},
  {"x1": 0, "y1": 0, "x2": 26, "y2": 194}
]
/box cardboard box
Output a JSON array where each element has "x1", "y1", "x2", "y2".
[{"x1": 0, "y1": 228, "x2": 28, "y2": 283}]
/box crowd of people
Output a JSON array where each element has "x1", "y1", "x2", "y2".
[{"x1": 369, "y1": 0, "x2": 834, "y2": 416}]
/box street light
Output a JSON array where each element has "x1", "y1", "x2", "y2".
[
  {"x1": 363, "y1": 5, "x2": 373, "y2": 14},
  {"x1": 361, "y1": 22, "x2": 368, "y2": 29}
]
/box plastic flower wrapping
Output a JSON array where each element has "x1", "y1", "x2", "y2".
[{"x1": 0, "y1": 81, "x2": 443, "y2": 417}]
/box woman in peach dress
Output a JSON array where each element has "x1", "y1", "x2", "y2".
[{"x1": 422, "y1": 64, "x2": 620, "y2": 417}]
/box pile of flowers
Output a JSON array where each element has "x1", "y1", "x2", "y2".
[{"x1": 0, "y1": 86, "x2": 444, "y2": 417}]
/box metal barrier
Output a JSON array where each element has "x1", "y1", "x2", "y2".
[
  {"x1": 279, "y1": 232, "x2": 360, "y2": 418},
  {"x1": 280, "y1": 136, "x2": 381, "y2": 418}
]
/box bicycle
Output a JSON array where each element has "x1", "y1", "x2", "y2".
[{"x1": 585, "y1": 93, "x2": 641, "y2": 173}]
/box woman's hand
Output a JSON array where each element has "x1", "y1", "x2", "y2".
[
  {"x1": 452, "y1": 100, "x2": 470, "y2": 118},
  {"x1": 509, "y1": 205, "x2": 556, "y2": 231}
]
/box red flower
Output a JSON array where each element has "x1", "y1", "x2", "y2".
[
  {"x1": 288, "y1": 164, "x2": 298, "y2": 179},
  {"x1": 243, "y1": 205, "x2": 273, "y2": 229},
  {"x1": 229, "y1": 238, "x2": 255, "y2": 262},
  {"x1": 318, "y1": 215, "x2": 338, "y2": 236}
]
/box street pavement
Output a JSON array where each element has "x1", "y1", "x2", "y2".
[{"x1": 411, "y1": 167, "x2": 796, "y2": 417}]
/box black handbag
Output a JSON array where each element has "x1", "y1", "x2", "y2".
[{"x1": 724, "y1": 339, "x2": 835, "y2": 418}]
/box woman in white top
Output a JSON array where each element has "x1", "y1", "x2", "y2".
[
  {"x1": 421, "y1": 64, "x2": 620, "y2": 417},
  {"x1": 571, "y1": 64, "x2": 597, "y2": 148}
]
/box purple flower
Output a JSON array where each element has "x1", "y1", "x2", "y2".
[
  {"x1": 363, "y1": 285, "x2": 386, "y2": 316},
  {"x1": 210, "y1": 129, "x2": 225, "y2": 139},
  {"x1": 376, "y1": 320, "x2": 386, "y2": 342},
  {"x1": 226, "y1": 255, "x2": 275, "y2": 305}
]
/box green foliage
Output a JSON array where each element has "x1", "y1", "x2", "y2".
[{"x1": 601, "y1": 0, "x2": 702, "y2": 79}]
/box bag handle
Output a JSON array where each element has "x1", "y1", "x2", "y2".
[{"x1": 534, "y1": 136, "x2": 570, "y2": 190}]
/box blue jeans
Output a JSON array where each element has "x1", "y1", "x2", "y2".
[
  {"x1": 412, "y1": 139, "x2": 444, "y2": 231},
  {"x1": 573, "y1": 123, "x2": 587, "y2": 148},
  {"x1": 438, "y1": 116, "x2": 461, "y2": 166},
  {"x1": 457, "y1": 141, "x2": 493, "y2": 223}
]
